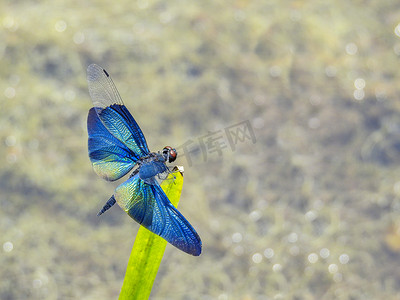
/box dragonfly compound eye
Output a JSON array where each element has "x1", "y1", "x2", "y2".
[{"x1": 163, "y1": 146, "x2": 177, "y2": 163}]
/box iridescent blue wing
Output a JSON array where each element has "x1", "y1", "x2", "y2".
[
  {"x1": 88, "y1": 108, "x2": 137, "y2": 181},
  {"x1": 114, "y1": 171, "x2": 202, "y2": 256},
  {"x1": 87, "y1": 64, "x2": 150, "y2": 180}
]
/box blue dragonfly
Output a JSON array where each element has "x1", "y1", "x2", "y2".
[{"x1": 86, "y1": 64, "x2": 202, "y2": 256}]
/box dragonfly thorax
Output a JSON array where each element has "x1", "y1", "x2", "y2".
[{"x1": 133, "y1": 147, "x2": 177, "y2": 183}]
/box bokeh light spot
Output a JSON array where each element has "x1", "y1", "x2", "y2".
[
  {"x1": 339, "y1": 253, "x2": 349, "y2": 264},
  {"x1": 394, "y1": 23, "x2": 400, "y2": 38},
  {"x1": 325, "y1": 66, "x2": 337, "y2": 77},
  {"x1": 249, "y1": 210, "x2": 261, "y2": 221},
  {"x1": 5, "y1": 135, "x2": 16, "y2": 147},
  {"x1": 3, "y1": 241, "x2": 13, "y2": 252},
  {"x1": 305, "y1": 210, "x2": 317, "y2": 221},
  {"x1": 353, "y1": 89, "x2": 365, "y2": 101},
  {"x1": 308, "y1": 253, "x2": 318, "y2": 264},
  {"x1": 33, "y1": 279, "x2": 42, "y2": 288},
  {"x1": 269, "y1": 66, "x2": 282, "y2": 77},
  {"x1": 288, "y1": 232, "x2": 298, "y2": 243},
  {"x1": 375, "y1": 88, "x2": 386, "y2": 102},
  {"x1": 264, "y1": 248, "x2": 274, "y2": 259},
  {"x1": 55, "y1": 20, "x2": 67, "y2": 32},
  {"x1": 272, "y1": 264, "x2": 282, "y2": 272},
  {"x1": 320, "y1": 248, "x2": 330, "y2": 259},
  {"x1": 354, "y1": 78, "x2": 366, "y2": 90},
  {"x1": 252, "y1": 253, "x2": 262, "y2": 264},
  {"x1": 73, "y1": 32, "x2": 85, "y2": 44},
  {"x1": 232, "y1": 232, "x2": 242, "y2": 243},
  {"x1": 345, "y1": 43, "x2": 358, "y2": 55},
  {"x1": 393, "y1": 44, "x2": 400, "y2": 55},
  {"x1": 328, "y1": 264, "x2": 338, "y2": 274},
  {"x1": 4, "y1": 87, "x2": 16, "y2": 99}
]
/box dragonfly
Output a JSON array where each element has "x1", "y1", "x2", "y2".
[{"x1": 86, "y1": 64, "x2": 202, "y2": 256}]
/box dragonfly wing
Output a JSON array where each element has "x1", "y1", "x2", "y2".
[
  {"x1": 114, "y1": 172, "x2": 202, "y2": 256},
  {"x1": 87, "y1": 64, "x2": 124, "y2": 108},
  {"x1": 87, "y1": 64, "x2": 150, "y2": 158},
  {"x1": 88, "y1": 108, "x2": 137, "y2": 181}
]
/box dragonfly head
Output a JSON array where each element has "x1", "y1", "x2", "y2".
[{"x1": 162, "y1": 146, "x2": 177, "y2": 163}]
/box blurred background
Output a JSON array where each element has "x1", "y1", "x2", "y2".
[{"x1": 1, "y1": 0, "x2": 400, "y2": 299}]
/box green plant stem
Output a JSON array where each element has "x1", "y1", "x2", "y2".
[{"x1": 119, "y1": 168, "x2": 184, "y2": 300}]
